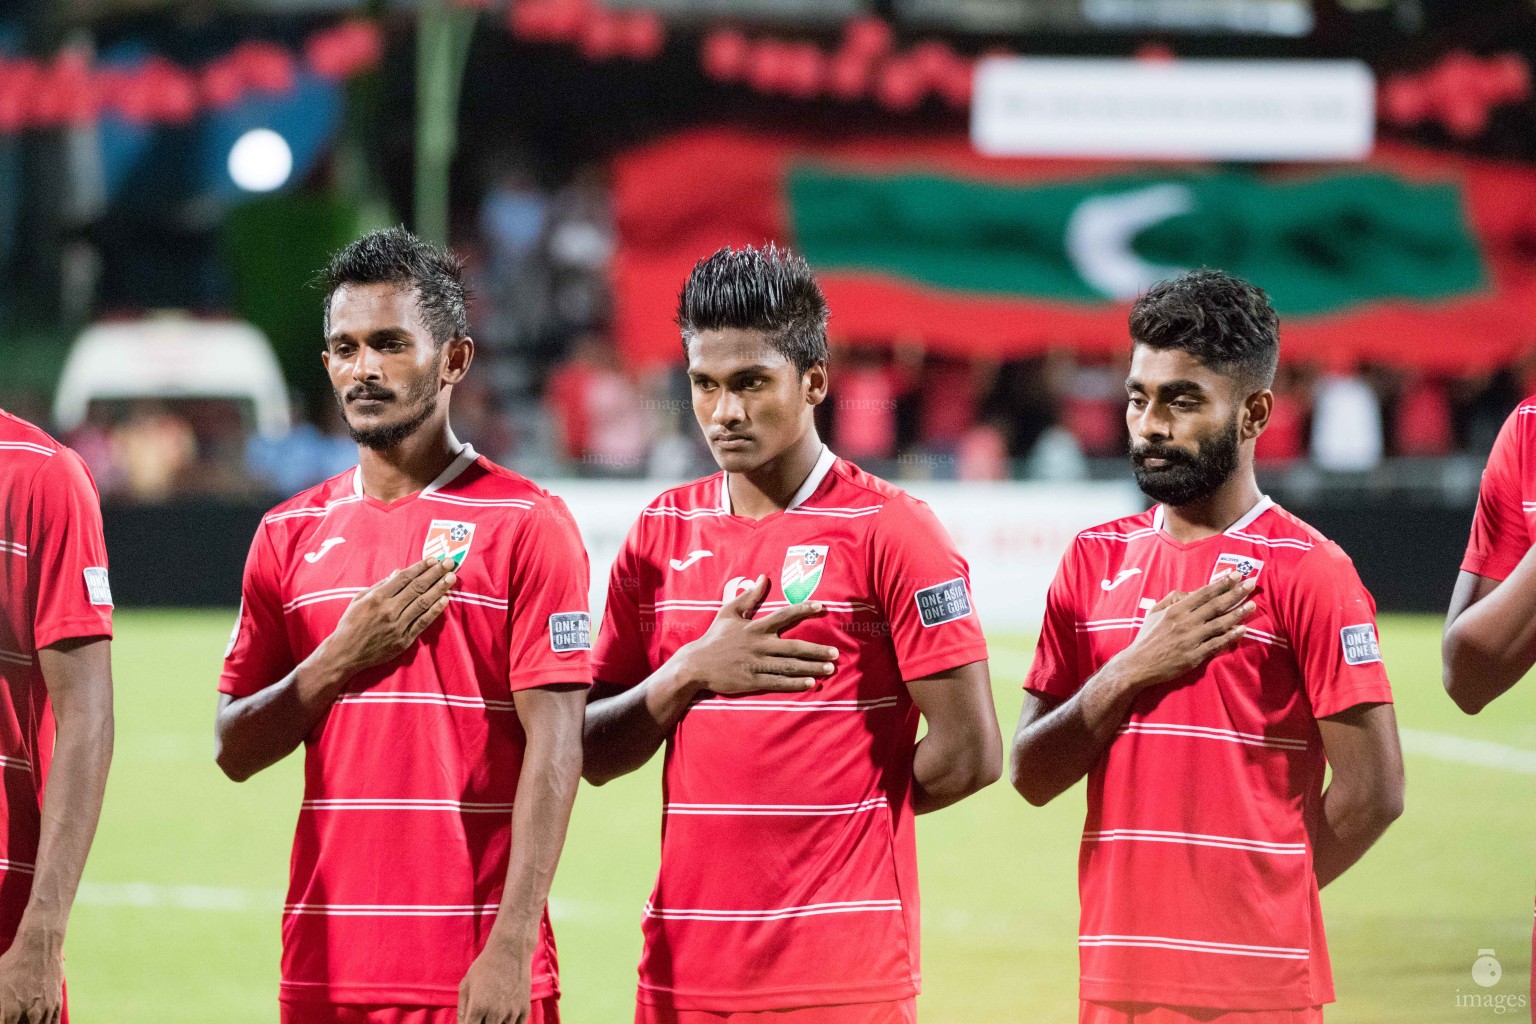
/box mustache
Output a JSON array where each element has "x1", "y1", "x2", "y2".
[
  {"x1": 1129, "y1": 444, "x2": 1196, "y2": 467},
  {"x1": 346, "y1": 384, "x2": 395, "y2": 402}
]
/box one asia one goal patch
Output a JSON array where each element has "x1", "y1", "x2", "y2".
[
  {"x1": 914, "y1": 577, "x2": 972, "y2": 628},
  {"x1": 1340, "y1": 623, "x2": 1382, "y2": 666},
  {"x1": 548, "y1": 611, "x2": 592, "y2": 653}
]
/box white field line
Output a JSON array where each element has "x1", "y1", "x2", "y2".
[{"x1": 1399, "y1": 728, "x2": 1536, "y2": 775}]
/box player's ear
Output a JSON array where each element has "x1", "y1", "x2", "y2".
[
  {"x1": 441, "y1": 335, "x2": 474, "y2": 384},
  {"x1": 1241, "y1": 386, "x2": 1273, "y2": 440},
  {"x1": 804, "y1": 360, "x2": 829, "y2": 407}
]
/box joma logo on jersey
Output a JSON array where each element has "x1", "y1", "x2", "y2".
[
  {"x1": 423, "y1": 520, "x2": 476, "y2": 569},
  {"x1": 1210, "y1": 552, "x2": 1264, "y2": 585},
  {"x1": 781, "y1": 545, "x2": 828, "y2": 604}
]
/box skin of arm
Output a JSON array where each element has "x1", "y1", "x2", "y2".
[
  {"x1": 1441, "y1": 555, "x2": 1536, "y2": 714},
  {"x1": 582, "y1": 576, "x2": 839, "y2": 786},
  {"x1": 1009, "y1": 573, "x2": 1256, "y2": 807},
  {"x1": 215, "y1": 558, "x2": 457, "y2": 782},
  {"x1": 1310, "y1": 702, "x2": 1404, "y2": 888},
  {"x1": 457, "y1": 684, "x2": 586, "y2": 1024},
  {"x1": 0, "y1": 636, "x2": 114, "y2": 1024},
  {"x1": 906, "y1": 660, "x2": 1002, "y2": 814}
]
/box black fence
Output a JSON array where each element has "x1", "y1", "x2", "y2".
[{"x1": 104, "y1": 491, "x2": 1476, "y2": 615}]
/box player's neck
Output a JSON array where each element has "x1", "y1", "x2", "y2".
[
  {"x1": 1160, "y1": 472, "x2": 1265, "y2": 543},
  {"x1": 727, "y1": 431, "x2": 825, "y2": 520},
  {"x1": 355, "y1": 422, "x2": 464, "y2": 504}
]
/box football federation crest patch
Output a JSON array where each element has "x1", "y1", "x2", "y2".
[
  {"x1": 781, "y1": 545, "x2": 828, "y2": 604},
  {"x1": 423, "y1": 519, "x2": 476, "y2": 569},
  {"x1": 1210, "y1": 552, "x2": 1264, "y2": 585}
]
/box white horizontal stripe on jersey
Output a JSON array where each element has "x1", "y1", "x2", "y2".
[
  {"x1": 690, "y1": 696, "x2": 900, "y2": 713},
  {"x1": 264, "y1": 494, "x2": 364, "y2": 523},
  {"x1": 0, "y1": 755, "x2": 32, "y2": 772},
  {"x1": 1523, "y1": 502, "x2": 1536, "y2": 509},
  {"x1": 0, "y1": 649, "x2": 32, "y2": 667},
  {"x1": 285, "y1": 902, "x2": 500, "y2": 917},
  {"x1": 784, "y1": 506, "x2": 882, "y2": 519},
  {"x1": 301, "y1": 799, "x2": 514, "y2": 813},
  {"x1": 0, "y1": 442, "x2": 55, "y2": 457},
  {"x1": 447, "y1": 591, "x2": 509, "y2": 610},
  {"x1": 1118, "y1": 722, "x2": 1309, "y2": 751},
  {"x1": 0, "y1": 541, "x2": 26, "y2": 557},
  {"x1": 1241, "y1": 627, "x2": 1291, "y2": 649},
  {"x1": 1224, "y1": 530, "x2": 1314, "y2": 551},
  {"x1": 1079, "y1": 934, "x2": 1309, "y2": 960},
  {"x1": 642, "y1": 506, "x2": 726, "y2": 520},
  {"x1": 0, "y1": 860, "x2": 35, "y2": 875},
  {"x1": 282, "y1": 587, "x2": 365, "y2": 613},
  {"x1": 421, "y1": 492, "x2": 533, "y2": 509},
  {"x1": 1082, "y1": 829, "x2": 1307, "y2": 855},
  {"x1": 665, "y1": 798, "x2": 889, "y2": 817},
  {"x1": 1075, "y1": 618, "x2": 1146, "y2": 633},
  {"x1": 1518, "y1": 408, "x2": 1536, "y2": 416},
  {"x1": 333, "y1": 692, "x2": 516, "y2": 712},
  {"x1": 1079, "y1": 527, "x2": 1157, "y2": 543},
  {"x1": 644, "y1": 898, "x2": 903, "y2": 922}
]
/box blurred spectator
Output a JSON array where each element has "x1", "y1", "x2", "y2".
[
  {"x1": 1395, "y1": 374, "x2": 1455, "y2": 457},
  {"x1": 246, "y1": 399, "x2": 357, "y2": 496},
  {"x1": 914, "y1": 354, "x2": 979, "y2": 476},
  {"x1": 112, "y1": 401, "x2": 196, "y2": 501},
  {"x1": 832, "y1": 347, "x2": 898, "y2": 462},
  {"x1": 1311, "y1": 365, "x2": 1384, "y2": 472},
  {"x1": 66, "y1": 407, "x2": 126, "y2": 496},
  {"x1": 957, "y1": 419, "x2": 1010, "y2": 481},
  {"x1": 1057, "y1": 352, "x2": 1125, "y2": 457},
  {"x1": 1256, "y1": 366, "x2": 1309, "y2": 464},
  {"x1": 545, "y1": 332, "x2": 652, "y2": 475},
  {"x1": 475, "y1": 160, "x2": 553, "y2": 348},
  {"x1": 546, "y1": 164, "x2": 616, "y2": 333}
]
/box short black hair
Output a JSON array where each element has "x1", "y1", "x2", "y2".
[
  {"x1": 676, "y1": 244, "x2": 830, "y2": 374},
  {"x1": 321, "y1": 226, "x2": 468, "y2": 346},
  {"x1": 1129, "y1": 269, "x2": 1279, "y2": 391}
]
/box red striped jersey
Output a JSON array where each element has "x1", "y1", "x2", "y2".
[
  {"x1": 219, "y1": 445, "x2": 592, "y2": 1006},
  {"x1": 0, "y1": 410, "x2": 113, "y2": 943},
  {"x1": 1462, "y1": 396, "x2": 1536, "y2": 580},
  {"x1": 1024, "y1": 497, "x2": 1392, "y2": 1010},
  {"x1": 592, "y1": 448, "x2": 989, "y2": 1012}
]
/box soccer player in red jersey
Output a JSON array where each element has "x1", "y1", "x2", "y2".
[
  {"x1": 584, "y1": 245, "x2": 1003, "y2": 1024},
  {"x1": 1442, "y1": 394, "x2": 1536, "y2": 1007},
  {"x1": 214, "y1": 228, "x2": 590, "y2": 1024},
  {"x1": 1011, "y1": 270, "x2": 1405, "y2": 1024},
  {"x1": 0, "y1": 410, "x2": 115, "y2": 1024}
]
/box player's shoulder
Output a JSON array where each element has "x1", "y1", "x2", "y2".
[
  {"x1": 1252, "y1": 501, "x2": 1357, "y2": 576},
  {"x1": 636, "y1": 471, "x2": 728, "y2": 521},
  {"x1": 260, "y1": 468, "x2": 361, "y2": 529},
  {"x1": 1071, "y1": 507, "x2": 1158, "y2": 548},
  {"x1": 1495, "y1": 394, "x2": 1536, "y2": 451},
  {"x1": 0, "y1": 409, "x2": 62, "y2": 453},
  {"x1": 822, "y1": 457, "x2": 901, "y2": 511},
  {"x1": 456, "y1": 455, "x2": 572, "y2": 512},
  {"x1": 0, "y1": 410, "x2": 95, "y2": 493}
]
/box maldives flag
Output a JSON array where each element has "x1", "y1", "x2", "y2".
[{"x1": 612, "y1": 128, "x2": 1536, "y2": 372}]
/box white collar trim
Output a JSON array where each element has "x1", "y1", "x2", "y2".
[
  {"x1": 353, "y1": 443, "x2": 479, "y2": 499},
  {"x1": 720, "y1": 446, "x2": 837, "y2": 515},
  {"x1": 1152, "y1": 494, "x2": 1274, "y2": 536}
]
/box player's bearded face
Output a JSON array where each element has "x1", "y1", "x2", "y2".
[
  {"x1": 324, "y1": 283, "x2": 449, "y2": 451},
  {"x1": 1130, "y1": 411, "x2": 1241, "y2": 506},
  {"x1": 337, "y1": 351, "x2": 443, "y2": 450}
]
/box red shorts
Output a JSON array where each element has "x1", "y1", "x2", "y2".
[
  {"x1": 636, "y1": 998, "x2": 916, "y2": 1024},
  {"x1": 280, "y1": 998, "x2": 560, "y2": 1024},
  {"x1": 1081, "y1": 1003, "x2": 1323, "y2": 1024}
]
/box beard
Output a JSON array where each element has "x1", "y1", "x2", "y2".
[
  {"x1": 337, "y1": 358, "x2": 442, "y2": 451},
  {"x1": 1129, "y1": 417, "x2": 1241, "y2": 507}
]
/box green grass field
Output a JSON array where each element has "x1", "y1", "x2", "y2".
[{"x1": 63, "y1": 611, "x2": 1535, "y2": 1022}]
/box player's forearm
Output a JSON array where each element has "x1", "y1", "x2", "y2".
[
  {"x1": 215, "y1": 642, "x2": 351, "y2": 782},
  {"x1": 911, "y1": 730, "x2": 1002, "y2": 814},
  {"x1": 486, "y1": 731, "x2": 582, "y2": 959},
  {"x1": 1311, "y1": 777, "x2": 1403, "y2": 888},
  {"x1": 582, "y1": 661, "x2": 699, "y2": 785},
  {"x1": 1010, "y1": 662, "x2": 1142, "y2": 807},
  {"x1": 18, "y1": 691, "x2": 113, "y2": 946},
  {"x1": 1443, "y1": 589, "x2": 1536, "y2": 715}
]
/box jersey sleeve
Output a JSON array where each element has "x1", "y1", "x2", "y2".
[
  {"x1": 219, "y1": 522, "x2": 296, "y2": 698},
  {"x1": 590, "y1": 517, "x2": 654, "y2": 689},
  {"x1": 1279, "y1": 542, "x2": 1394, "y2": 720},
  {"x1": 28, "y1": 448, "x2": 114, "y2": 650},
  {"x1": 506, "y1": 497, "x2": 594, "y2": 692},
  {"x1": 1023, "y1": 542, "x2": 1086, "y2": 701},
  {"x1": 1461, "y1": 406, "x2": 1530, "y2": 581},
  {"x1": 869, "y1": 495, "x2": 988, "y2": 682}
]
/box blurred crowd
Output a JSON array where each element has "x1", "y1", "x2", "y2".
[{"x1": 4, "y1": 160, "x2": 1532, "y2": 503}]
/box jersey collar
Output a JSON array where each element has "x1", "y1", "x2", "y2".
[
  {"x1": 351, "y1": 442, "x2": 480, "y2": 499},
  {"x1": 718, "y1": 445, "x2": 838, "y2": 516},
  {"x1": 1152, "y1": 494, "x2": 1274, "y2": 536}
]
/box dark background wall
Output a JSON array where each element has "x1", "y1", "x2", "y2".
[{"x1": 104, "y1": 495, "x2": 1476, "y2": 613}]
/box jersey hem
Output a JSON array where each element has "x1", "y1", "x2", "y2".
[
  {"x1": 279, "y1": 979, "x2": 559, "y2": 1005},
  {"x1": 1079, "y1": 978, "x2": 1333, "y2": 1010},
  {"x1": 637, "y1": 978, "x2": 918, "y2": 1012},
  {"x1": 1458, "y1": 555, "x2": 1515, "y2": 582},
  {"x1": 898, "y1": 640, "x2": 989, "y2": 684},
  {"x1": 1310, "y1": 682, "x2": 1394, "y2": 720},
  {"x1": 510, "y1": 664, "x2": 594, "y2": 692}
]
